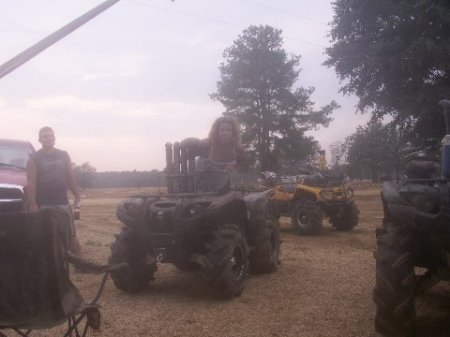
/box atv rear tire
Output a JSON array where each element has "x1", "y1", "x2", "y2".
[
  {"x1": 249, "y1": 212, "x2": 280, "y2": 273},
  {"x1": 373, "y1": 223, "x2": 416, "y2": 337},
  {"x1": 109, "y1": 228, "x2": 157, "y2": 293},
  {"x1": 291, "y1": 199, "x2": 323, "y2": 235},
  {"x1": 331, "y1": 201, "x2": 359, "y2": 231},
  {"x1": 201, "y1": 224, "x2": 249, "y2": 299}
]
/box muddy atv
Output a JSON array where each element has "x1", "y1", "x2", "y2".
[
  {"x1": 373, "y1": 99, "x2": 450, "y2": 337},
  {"x1": 261, "y1": 170, "x2": 359, "y2": 235},
  {"x1": 109, "y1": 142, "x2": 281, "y2": 299}
]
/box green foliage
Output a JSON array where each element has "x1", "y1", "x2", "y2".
[
  {"x1": 329, "y1": 141, "x2": 348, "y2": 168},
  {"x1": 73, "y1": 162, "x2": 96, "y2": 188},
  {"x1": 344, "y1": 119, "x2": 412, "y2": 181},
  {"x1": 326, "y1": 0, "x2": 450, "y2": 140},
  {"x1": 212, "y1": 25, "x2": 338, "y2": 171}
]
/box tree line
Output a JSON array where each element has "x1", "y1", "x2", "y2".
[{"x1": 72, "y1": 163, "x2": 166, "y2": 188}]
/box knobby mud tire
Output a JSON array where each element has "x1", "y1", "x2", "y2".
[
  {"x1": 373, "y1": 223, "x2": 416, "y2": 337},
  {"x1": 291, "y1": 199, "x2": 323, "y2": 235},
  {"x1": 201, "y1": 224, "x2": 249, "y2": 299},
  {"x1": 331, "y1": 201, "x2": 359, "y2": 231},
  {"x1": 249, "y1": 212, "x2": 281, "y2": 273},
  {"x1": 109, "y1": 228, "x2": 156, "y2": 293}
]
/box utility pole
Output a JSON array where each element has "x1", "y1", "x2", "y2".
[{"x1": 0, "y1": 0, "x2": 121, "y2": 79}]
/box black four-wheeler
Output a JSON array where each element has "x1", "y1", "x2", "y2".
[
  {"x1": 373, "y1": 99, "x2": 450, "y2": 336},
  {"x1": 109, "y1": 142, "x2": 281, "y2": 299}
]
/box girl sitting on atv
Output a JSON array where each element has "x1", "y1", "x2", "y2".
[{"x1": 181, "y1": 115, "x2": 247, "y2": 191}]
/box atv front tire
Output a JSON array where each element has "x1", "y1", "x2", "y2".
[
  {"x1": 109, "y1": 228, "x2": 157, "y2": 293},
  {"x1": 373, "y1": 223, "x2": 416, "y2": 337},
  {"x1": 291, "y1": 199, "x2": 323, "y2": 235},
  {"x1": 331, "y1": 201, "x2": 359, "y2": 231},
  {"x1": 201, "y1": 224, "x2": 249, "y2": 299},
  {"x1": 249, "y1": 212, "x2": 280, "y2": 273}
]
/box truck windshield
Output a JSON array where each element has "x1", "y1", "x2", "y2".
[{"x1": 0, "y1": 143, "x2": 33, "y2": 169}]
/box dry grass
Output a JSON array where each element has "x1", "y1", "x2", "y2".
[{"x1": 21, "y1": 189, "x2": 450, "y2": 337}]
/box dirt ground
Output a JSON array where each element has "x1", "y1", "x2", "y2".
[{"x1": 18, "y1": 189, "x2": 450, "y2": 337}]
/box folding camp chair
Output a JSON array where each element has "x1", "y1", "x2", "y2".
[{"x1": 0, "y1": 208, "x2": 124, "y2": 337}]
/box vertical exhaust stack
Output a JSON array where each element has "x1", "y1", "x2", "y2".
[
  {"x1": 173, "y1": 142, "x2": 181, "y2": 193},
  {"x1": 438, "y1": 99, "x2": 450, "y2": 179},
  {"x1": 180, "y1": 146, "x2": 188, "y2": 192},
  {"x1": 165, "y1": 143, "x2": 174, "y2": 193},
  {"x1": 187, "y1": 150, "x2": 196, "y2": 192},
  {"x1": 165, "y1": 142, "x2": 197, "y2": 193}
]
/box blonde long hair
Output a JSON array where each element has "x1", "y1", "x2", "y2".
[{"x1": 208, "y1": 115, "x2": 243, "y2": 150}]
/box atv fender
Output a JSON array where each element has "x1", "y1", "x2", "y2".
[
  {"x1": 209, "y1": 192, "x2": 248, "y2": 229},
  {"x1": 292, "y1": 185, "x2": 318, "y2": 203},
  {"x1": 244, "y1": 189, "x2": 277, "y2": 245},
  {"x1": 116, "y1": 196, "x2": 153, "y2": 230},
  {"x1": 382, "y1": 181, "x2": 450, "y2": 231}
]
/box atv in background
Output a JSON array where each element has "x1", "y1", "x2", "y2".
[
  {"x1": 261, "y1": 168, "x2": 359, "y2": 235},
  {"x1": 109, "y1": 142, "x2": 281, "y2": 299},
  {"x1": 373, "y1": 99, "x2": 450, "y2": 336}
]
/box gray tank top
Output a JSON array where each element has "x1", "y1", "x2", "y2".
[{"x1": 30, "y1": 149, "x2": 69, "y2": 205}]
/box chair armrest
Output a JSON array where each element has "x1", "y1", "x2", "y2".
[{"x1": 67, "y1": 251, "x2": 128, "y2": 274}]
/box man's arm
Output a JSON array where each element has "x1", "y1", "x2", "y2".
[
  {"x1": 65, "y1": 153, "x2": 81, "y2": 204},
  {"x1": 26, "y1": 157, "x2": 39, "y2": 212}
]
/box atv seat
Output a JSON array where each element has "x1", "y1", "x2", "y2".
[
  {"x1": 300, "y1": 173, "x2": 327, "y2": 187},
  {"x1": 0, "y1": 208, "x2": 124, "y2": 337}
]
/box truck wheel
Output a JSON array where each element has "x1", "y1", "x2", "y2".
[
  {"x1": 249, "y1": 212, "x2": 280, "y2": 273},
  {"x1": 331, "y1": 201, "x2": 359, "y2": 231},
  {"x1": 109, "y1": 228, "x2": 156, "y2": 293},
  {"x1": 201, "y1": 224, "x2": 249, "y2": 299},
  {"x1": 291, "y1": 199, "x2": 323, "y2": 235},
  {"x1": 373, "y1": 223, "x2": 416, "y2": 336}
]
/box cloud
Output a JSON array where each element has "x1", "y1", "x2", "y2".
[
  {"x1": 185, "y1": 32, "x2": 210, "y2": 46},
  {"x1": 29, "y1": 48, "x2": 152, "y2": 82},
  {"x1": 24, "y1": 95, "x2": 219, "y2": 119},
  {"x1": 1, "y1": 94, "x2": 223, "y2": 170}
]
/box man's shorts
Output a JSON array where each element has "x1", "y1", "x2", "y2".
[{"x1": 40, "y1": 204, "x2": 76, "y2": 237}]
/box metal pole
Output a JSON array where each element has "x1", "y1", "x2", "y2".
[
  {"x1": 0, "y1": 0, "x2": 121, "y2": 79},
  {"x1": 188, "y1": 150, "x2": 195, "y2": 192},
  {"x1": 180, "y1": 146, "x2": 188, "y2": 192},
  {"x1": 165, "y1": 142, "x2": 174, "y2": 193},
  {"x1": 173, "y1": 142, "x2": 181, "y2": 193}
]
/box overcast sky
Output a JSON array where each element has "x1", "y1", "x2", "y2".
[{"x1": 0, "y1": 0, "x2": 370, "y2": 171}]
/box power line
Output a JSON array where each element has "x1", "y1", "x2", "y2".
[
  {"x1": 125, "y1": 0, "x2": 326, "y2": 48},
  {"x1": 240, "y1": 0, "x2": 328, "y2": 26},
  {"x1": 126, "y1": 0, "x2": 242, "y2": 27}
]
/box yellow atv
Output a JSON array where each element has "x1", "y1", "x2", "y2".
[{"x1": 261, "y1": 171, "x2": 359, "y2": 235}]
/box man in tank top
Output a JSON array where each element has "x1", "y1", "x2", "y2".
[{"x1": 26, "y1": 126, "x2": 82, "y2": 257}]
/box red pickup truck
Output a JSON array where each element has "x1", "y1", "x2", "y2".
[{"x1": 0, "y1": 139, "x2": 35, "y2": 213}]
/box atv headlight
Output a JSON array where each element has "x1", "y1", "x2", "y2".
[
  {"x1": 320, "y1": 189, "x2": 334, "y2": 200},
  {"x1": 186, "y1": 202, "x2": 211, "y2": 217}
]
